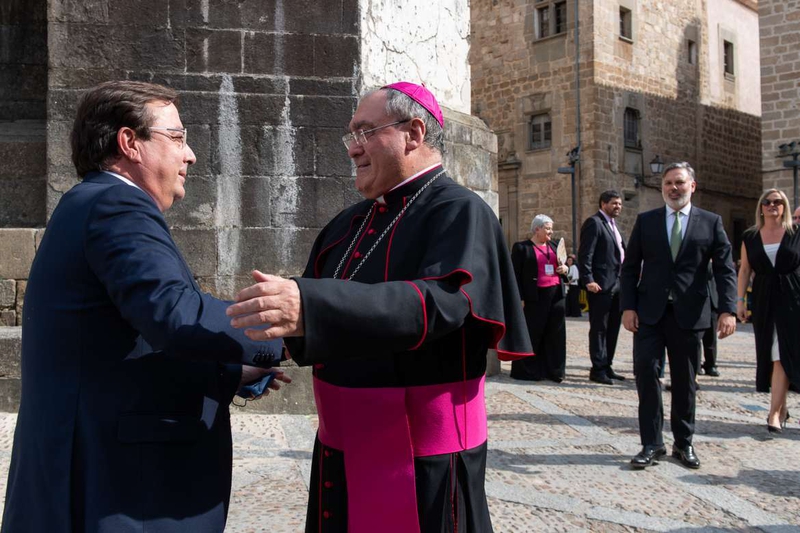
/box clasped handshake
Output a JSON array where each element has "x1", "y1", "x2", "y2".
[{"x1": 226, "y1": 269, "x2": 305, "y2": 340}]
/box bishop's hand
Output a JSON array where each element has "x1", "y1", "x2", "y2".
[{"x1": 227, "y1": 270, "x2": 304, "y2": 340}]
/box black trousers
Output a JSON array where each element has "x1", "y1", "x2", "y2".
[
  {"x1": 566, "y1": 286, "x2": 582, "y2": 317},
  {"x1": 701, "y1": 309, "x2": 718, "y2": 370},
  {"x1": 586, "y1": 290, "x2": 621, "y2": 378},
  {"x1": 510, "y1": 285, "x2": 566, "y2": 381},
  {"x1": 634, "y1": 306, "x2": 702, "y2": 449}
]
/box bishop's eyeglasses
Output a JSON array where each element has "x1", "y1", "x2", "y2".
[{"x1": 341, "y1": 119, "x2": 410, "y2": 150}]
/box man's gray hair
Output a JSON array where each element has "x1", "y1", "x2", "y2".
[
  {"x1": 379, "y1": 87, "x2": 446, "y2": 155},
  {"x1": 662, "y1": 161, "x2": 696, "y2": 182},
  {"x1": 530, "y1": 214, "x2": 553, "y2": 233}
]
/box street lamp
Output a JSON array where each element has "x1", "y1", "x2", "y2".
[
  {"x1": 557, "y1": 145, "x2": 581, "y2": 254},
  {"x1": 633, "y1": 155, "x2": 665, "y2": 188},
  {"x1": 649, "y1": 154, "x2": 664, "y2": 176},
  {"x1": 778, "y1": 142, "x2": 800, "y2": 209}
]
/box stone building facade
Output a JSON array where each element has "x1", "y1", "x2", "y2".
[
  {"x1": 760, "y1": 0, "x2": 800, "y2": 202},
  {"x1": 471, "y1": 0, "x2": 762, "y2": 252}
]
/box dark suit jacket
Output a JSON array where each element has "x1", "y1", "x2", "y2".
[
  {"x1": 620, "y1": 205, "x2": 736, "y2": 330},
  {"x1": 511, "y1": 239, "x2": 562, "y2": 302},
  {"x1": 578, "y1": 211, "x2": 626, "y2": 293},
  {"x1": 2, "y1": 172, "x2": 282, "y2": 533}
]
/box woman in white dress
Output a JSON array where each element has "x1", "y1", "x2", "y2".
[{"x1": 737, "y1": 189, "x2": 800, "y2": 436}]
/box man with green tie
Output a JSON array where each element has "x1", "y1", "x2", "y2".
[{"x1": 621, "y1": 162, "x2": 737, "y2": 470}]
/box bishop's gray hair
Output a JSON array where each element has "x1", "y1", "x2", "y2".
[
  {"x1": 530, "y1": 214, "x2": 553, "y2": 233},
  {"x1": 378, "y1": 87, "x2": 446, "y2": 155}
]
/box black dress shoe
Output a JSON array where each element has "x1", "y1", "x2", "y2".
[
  {"x1": 704, "y1": 366, "x2": 720, "y2": 377},
  {"x1": 672, "y1": 445, "x2": 701, "y2": 469},
  {"x1": 698, "y1": 367, "x2": 706, "y2": 375},
  {"x1": 607, "y1": 369, "x2": 626, "y2": 381},
  {"x1": 590, "y1": 374, "x2": 614, "y2": 385},
  {"x1": 631, "y1": 446, "x2": 666, "y2": 469}
]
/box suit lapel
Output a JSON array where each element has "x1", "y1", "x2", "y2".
[
  {"x1": 598, "y1": 213, "x2": 621, "y2": 260},
  {"x1": 656, "y1": 208, "x2": 673, "y2": 263}
]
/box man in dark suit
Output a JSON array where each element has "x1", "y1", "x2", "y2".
[
  {"x1": 579, "y1": 190, "x2": 626, "y2": 385},
  {"x1": 2, "y1": 81, "x2": 285, "y2": 533},
  {"x1": 621, "y1": 162, "x2": 736, "y2": 470}
]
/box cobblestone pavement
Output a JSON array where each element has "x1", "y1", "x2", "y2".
[{"x1": 0, "y1": 318, "x2": 799, "y2": 531}]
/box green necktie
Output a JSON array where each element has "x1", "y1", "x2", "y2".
[{"x1": 670, "y1": 212, "x2": 682, "y2": 260}]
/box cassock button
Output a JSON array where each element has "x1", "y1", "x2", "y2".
[
  {"x1": 324, "y1": 481, "x2": 333, "y2": 489},
  {"x1": 378, "y1": 206, "x2": 387, "y2": 213},
  {"x1": 354, "y1": 251, "x2": 362, "y2": 259},
  {"x1": 367, "y1": 228, "x2": 376, "y2": 235},
  {"x1": 323, "y1": 511, "x2": 332, "y2": 519},
  {"x1": 324, "y1": 450, "x2": 332, "y2": 457},
  {"x1": 314, "y1": 363, "x2": 325, "y2": 370}
]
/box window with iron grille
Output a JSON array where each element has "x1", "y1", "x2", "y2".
[
  {"x1": 554, "y1": 2, "x2": 567, "y2": 34},
  {"x1": 623, "y1": 108, "x2": 640, "y2": 149},
  {"x1": 529, "y1": 114, "x2": 552, "y2": 150},
  {"x1": 535, "y1": 1, "x2": 567, "y2": 40}
]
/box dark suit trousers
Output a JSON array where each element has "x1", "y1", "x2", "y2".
[
  {"x1": 701, "y1": 309, "x2": 718, "y2": 370},
  {"x1": 511, "y1": 286, "x2": 566, "y2": 381},
  {"x1": 634, "y1": 306, "x2": 702, "y2": 449},
  {"x1": 587, "y1": 290, "x2": 621, "y2": 377}
]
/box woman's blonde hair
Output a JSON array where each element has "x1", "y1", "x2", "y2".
[{"x1": 752, "y1": 188, "x2": 794, "y2": 234}]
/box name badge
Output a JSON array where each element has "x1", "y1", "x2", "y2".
[{"x1": 545, "y1": 264, "x2": 555, "y2": 276}]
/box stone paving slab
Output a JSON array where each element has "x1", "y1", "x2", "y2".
[{"x1": 0, "y1": 319, "x2": 799, "y2": 531}]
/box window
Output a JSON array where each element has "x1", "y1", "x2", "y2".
[
  {"x1": 723, "y1": 40, "x2": 735, "y2": 77},
  {"x1": 554, "y1": 2, "x2": 567, "y2": 34},
  {"x1": 529, "y1": 114, "x2": 552, "y2": 150},
  {"x1": 687, "y1": 39, "x2": 697, "y2": 65},
  {"x1": 535, "y1": 1, "x2": 567, "y2": 40},
  {"x1": 623, "y1": 108, "x2": 640, "y2": 149},
  {"x1": 619, "y1": 7, "x2": 632, "y2": 41},
  {"x1": 538, "y1": 6, "x2": 551, "y2": 39}
]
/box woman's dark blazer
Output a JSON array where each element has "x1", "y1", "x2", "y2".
[{"x1": 511, "y1": 240, "x2": 562, "y2": 303}]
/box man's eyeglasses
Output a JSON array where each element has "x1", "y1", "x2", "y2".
[
  {"x1": 149, "y1": 127, "x2": 188, "y2": 149},
  {"x1": 341, "y1": 119, "x2": 410, "y2": 150},
  {"x1": 760, "y1": 198, "x2": 785, "y2": 207}
]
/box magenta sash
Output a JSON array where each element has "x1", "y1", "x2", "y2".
[{"x1": 313, "y1": 376, "x2": 487, "y2": 533}]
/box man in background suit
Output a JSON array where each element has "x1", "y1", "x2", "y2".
[
  {"x1": 2, "y1": 81, "x2": 285, "y2": 533},
  {"x1": 621, "y1": 162, "x2": 736, "y2": 470},
  {"x1": 579, "y1": 190, "x2": 626, "y2": 385}
]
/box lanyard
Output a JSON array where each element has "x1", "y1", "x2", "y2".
[{"x1": 532, "y1": 242, "x2": 551, "y2": 262}]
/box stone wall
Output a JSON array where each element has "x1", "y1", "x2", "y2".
[
  {"x1": 46, "y1": 0, "x2": 361, "y2": 299},
  {"x1": 760, "y1": 0, "x2": 800, "y2": 194},
  {"x1": 0, "y1": 0, "x2": 48, "y2": 229},
  {"x1": 359, "y1": 0, "x2": 471, "y2": 113}
]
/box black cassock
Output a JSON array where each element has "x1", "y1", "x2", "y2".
[{"x1": 285, "y1": 166, "x2": 532, "y2": 533}]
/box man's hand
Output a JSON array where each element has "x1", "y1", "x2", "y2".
[
  {"x1": 717, "y1": 312, "x2": 736, "y2": 339},
  {"x1": 586, "y1": 282, "x2": 602, "y2": 294},
  {"x1": 238, "y1": 366, "x2": 292, "y2": 399},
  {"x1": 556, "y1": 264, "x2": 568, "y2": 276},
  {"x1": 227, "y1": 270, "x2": 304, "y2": 341},
  {"x1": 736, "y1": 301, "x2": 748, "y2": 323},
  {"x1": 622, "y1": 310, "x2": 639, "y2": 333}
]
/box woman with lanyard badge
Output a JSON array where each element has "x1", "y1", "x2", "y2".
[{"x1": 510, "y1": 214, "x2": 569, "y2": 382}]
